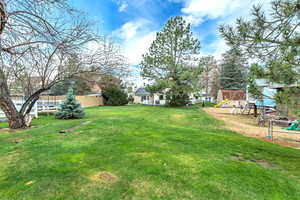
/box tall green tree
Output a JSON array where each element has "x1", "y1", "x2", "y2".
[
  {"x1": 220, "y1": 48, "x2": 247, "y2": 90},
  {"x1": 141, "y1": 16, "x2": 201, "y2": 106}
]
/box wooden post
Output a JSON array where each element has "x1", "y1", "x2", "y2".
[
  {"x1": 254, "y1": 104, "x2": 257, "y2": 117},
  {"x1": 270, "y1": 120, "x2": 274, "y2": 142}
]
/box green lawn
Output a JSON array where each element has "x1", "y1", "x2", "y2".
[{"x1": 0, "y1": 105, "x2": 300, "y2": 200}]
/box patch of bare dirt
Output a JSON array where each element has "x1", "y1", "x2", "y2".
[
  {"x1": 90, "y1": 171, "x2": 118, "y2": 184},
  {"x1": 203, "y1": 107, "x2": 300, "y2": 149},
  {"x1": 230, "y1": 153, "x2": 278, "y2": 169},
  {"x1": 59, "y1": 121, "x2": 91, "y2": 134},
  {"x1": 230, "y1": 153, "x2": 245, "y2": 161},
  {"x1": 255, "y1": 160, "x2": 278, "y2": 169}
]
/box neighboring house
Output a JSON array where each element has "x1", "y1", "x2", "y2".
[
  {"x1": 191, "y1": 92, "x2": 215, "y2": 104},
  {"x1": 133, "y1": 88, "x2": 166, "y2": 105},
  {"x1": 247, "y1": 78, "x2": 300, "y2": 108},
  {"x1": 246, "y1": 79, "x2": 277, "y2": 107},
  {"x1": 134, "y1": 88, "x2": 151, "y2": 104},
  {"x1": 134, "y1": 88, "x2": 208, "y2": 106},
  {"x1": 217, "y1": 89, "x2": 246, "y2": 107}
]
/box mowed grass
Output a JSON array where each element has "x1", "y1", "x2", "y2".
[{"x1": 0, "y1": 105, "x2": 300, "y2": 200}]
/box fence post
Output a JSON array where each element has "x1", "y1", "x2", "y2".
[{"x1": 270, "y1": 120, "x2": 274, "y2": 142}]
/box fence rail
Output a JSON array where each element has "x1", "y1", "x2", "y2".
[
  {"x1": 0, "y1": 100, "x2": 38, "y2": 119},
  {"x1": 37, "y1": 99, "x2": 63, "y2": 112},
  {"x1": 0, "y1": 95, "x2": 103, "y2": 119}
]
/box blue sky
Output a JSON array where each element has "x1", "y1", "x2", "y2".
[{"x1": 69, "y1": 0, "x2": 271, "y2": 83}]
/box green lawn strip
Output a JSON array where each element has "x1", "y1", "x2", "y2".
[{"x1": 0, "y1": 105, "x2": 299, "y2": 199}]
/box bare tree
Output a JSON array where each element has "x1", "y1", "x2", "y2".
[
  {"x1": 210, "y1": 63, "x2": 221, "y2": 100},
  {"x1": 0, "y1": 0, "x2": 128, "y2": 129},
  {"x1": 199, "y1": 55, "x2": 217, "y2": 99}
]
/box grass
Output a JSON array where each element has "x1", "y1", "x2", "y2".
[{"x1": 0, "y1": 105, "x2": 300, "y2": 200}]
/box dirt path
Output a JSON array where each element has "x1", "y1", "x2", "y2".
[{"x1": 203, "y1": 107, "x2": 300, "y2": 149}]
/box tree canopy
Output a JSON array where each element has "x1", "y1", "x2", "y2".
[
  {"x1": 219, "y1": 0, "x2": 300, "y2": 84},
  {"x1": 220, "y1": 48, "x2": 247, "y2": 90},
  {"x1": 141, "y1": 16, "x2": 202, "y2": 106},
  {"x1": 0, "y1": 0, "x2": 128, "y2": 128}
]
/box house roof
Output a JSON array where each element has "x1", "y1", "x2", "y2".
[
  {"x1": 255, "y1": 78, "x2": 299, "y2": 89},
  {"x1": 135, "y1": 88, "x2": 150, "y2": 95},
  {"x1": 220, "y1": 89, "x2": 246, "y2": 100}
]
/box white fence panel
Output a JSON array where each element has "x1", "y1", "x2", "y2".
[
  {"x1": 37, "y1": 99, "x2": 63, "y2": 112},
  {"x1": 0, "y1": 100, "x2": 38, "y2": 119}
]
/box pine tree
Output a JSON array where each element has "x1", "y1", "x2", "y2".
[
  {"x1": 220, "y1": 48, "x2": 247, "y2": 90},
  {"x1": 219, "y1": 0, "x2": 299, "y2": 84},
  {"x1": 141, "y1": 16, "x2": 202, "y2": 107},
  {"x1": 56, "y1": 88, "x2": 85, "y2": 119}
]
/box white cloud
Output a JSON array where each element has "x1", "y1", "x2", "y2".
[
  {"x1": 113, "y1": 0, "x2": 128, "y2": 12},
  {"x1": 118, "y1": 2, "x2": 128, "y2": 12},
  {"x1": 207, "y1": 38, "x2": 229, "y2": 60},
  {"x1": 113, "y1": 19, "x2": 157, "y2": 65},
  {"x1": 172, "y1": 0, "x2": 272, "y2": 26},
  {"x1": 183, "y1": 15, "x2": 203, "y2": 26},
  {"x1": 172, "y1": 0, "x2": 272, "y2": 56},
  {"x1": 113, "y1": 19, "x2": 158, "y2": 86}
]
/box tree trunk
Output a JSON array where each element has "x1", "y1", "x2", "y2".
[
  {"x1": 0, "y1": 97, "x2": 26, "y2": 129},
  {"x1": 0, "y1": 69, "x2": 26, "y2": 129},
  {"x1": 0, "y1": 0, "x2": 7, "y2": 35}
]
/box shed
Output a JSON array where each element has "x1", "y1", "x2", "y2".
[{"x1": 217, "y1": 89, "x2": 246, "y2": 107}]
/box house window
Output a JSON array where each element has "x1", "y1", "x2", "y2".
[
  {"x1": 141, "y1": 96, "x2": 146, "y2": 101},
  {"x1": 159, "y1": 95, "x2": 164, "y2": 100}
]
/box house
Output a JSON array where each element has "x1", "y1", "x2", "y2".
[
  {"x1": 246, "y1": 79, "x2": 277, "y2": 108},
  {"x1": 247, "y1": 78, "x2": 300, "y2": 111},
  {"x1": 191, "y1": 92, "x2": 215, "y2": 104},
  {"x1": 133, "y1": 87, "x2": 210, "y2": 106},
  {"x1": 133, "y1": 88, "x2": 166, "y2": 105},
  {"x1": 217, "y1": 89, "x2": 246, "y2": 107},
  {"x1": 134, "y1": 88, "x2": 151, "y2": 104}
]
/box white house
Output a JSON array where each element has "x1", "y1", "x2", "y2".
[
  {"x1": 133, "y1": 88, "x2": 166, "y2": 105},
  {"x1": 133, "y1": 88, "x2": 210, "y2": 106}
]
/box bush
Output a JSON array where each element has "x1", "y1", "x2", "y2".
[
  {"x1": 166, "y1": 91, "x2": 190, "y2": 107},
  {"x1": 102, "y1": 88, "x2": 129, "y2": 106},
  {"x1": 55, "y1": 88, "x2": 85, "y2": 119}
]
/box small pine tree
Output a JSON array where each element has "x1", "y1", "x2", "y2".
[{"x1": 56, "y1": 88, "x2": 85, "y2": 119}]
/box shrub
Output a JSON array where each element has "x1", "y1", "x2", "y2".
[
  {"x1": 102, "y1": 88, "x2": 129, "y2": 106},
  {"x1": 166, "y1": 91, "x2": 190, "y2": 107},
  {"x1": 55, "y1": 88, "x2": 85, "y2": 119}
]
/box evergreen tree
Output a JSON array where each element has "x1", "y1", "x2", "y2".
[
  {"x1": 102, "y1": 88, "x2": 129, "y2": 106},
  {"x1": 141, "y1": 16, "x2": 202, "y2": 107},
  {"x1": 220, "y1": 48, "x2": 247, "y2": 90},
  {"x1": 56, "y1": 88, "x2": 85, "y2": 119},
  {"x1": 219, "y1": 0, "x2": 299, "y2": 84}
]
